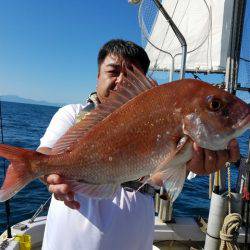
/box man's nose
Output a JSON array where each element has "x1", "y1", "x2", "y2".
[{"x1": 116, "y1": 71, "x2": 127, "y2": 84}]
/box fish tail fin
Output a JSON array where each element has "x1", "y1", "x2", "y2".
[{"x1": 0, "y1": 144, "x2": 38, "y2": 202}]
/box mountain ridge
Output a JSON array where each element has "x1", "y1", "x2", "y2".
[{"x1": 0, "y1": 95, "x2": 64, "y2": 107}]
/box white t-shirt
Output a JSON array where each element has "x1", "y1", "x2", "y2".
[{"x1": 40, "y1": 104, "x2": 155, "y2": 250}]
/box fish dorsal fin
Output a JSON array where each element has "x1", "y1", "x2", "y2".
[{"x1": 51, "y1": 66, "x2": 158, "y2": 154}]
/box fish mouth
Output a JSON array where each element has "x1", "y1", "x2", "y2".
[{"x1": 232, "y1": 113, "x2": 250, "y2": 131}]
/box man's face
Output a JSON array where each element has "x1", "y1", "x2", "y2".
[{"x1": 96, "y1": 54, "x2": 144, "y2": 102}]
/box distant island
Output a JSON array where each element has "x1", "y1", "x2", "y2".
[{"x1": 0, "y1": 95, "x2": 64, "y2": 107}]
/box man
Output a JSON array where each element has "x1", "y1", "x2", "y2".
[{"x1": 38, "y1": 39, "x2": 239, "y2": 250}]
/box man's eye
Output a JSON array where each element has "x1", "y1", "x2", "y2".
[
  {"x1": 109, "y1": 71, "x2": 120, "y2": 76},
  {"x1": 127, "y1": 66, "x2": 134, "y2": 72}
]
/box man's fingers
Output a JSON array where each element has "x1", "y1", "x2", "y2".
[
  {"x1": 54, "y1": 194, "x2": 65, "y2": 201},
  {"x1": 54, "y1": 191, "x2": 75, "y2": 201},
  {"x1": 48, "y1": 183, "x2": 71, "y2": 195},
  {"x1": 186, "y1": 139, "x2": 240, "y2": 175},
  {"x1": 63, "y1": 191, "x2": 75, "y2": 202},
  {"x1": 202, "y1": 149, "x2": 229, "y2": 174},
  {"x1": 204, "y1": 149, "x2": 217, "y2": 173},
  {"x1": 228, "y1": 139, "x2": 240, "y2": 162},
  {"x1": 216, "y1": 150, "x2": 229, "y2": 169},
  {"x1": 54, "y1": 191, "x2": 80, "y2": 210},
  {"x1": 44, "y1": 174, "x2": 80, "y2": 210},
  {"x1": 186, "y1": 143, "x2": 206, "y2": 175},
  {"x1": 46, "y1": 174, "x2": 64, "y2": 185},
  {"x1": 64, "y1": 201, "x2": 80, "y2": 210}
]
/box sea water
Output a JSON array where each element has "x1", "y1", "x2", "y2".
[{"x1": 0, "y1": 101, "x2": 249, "y2": 233}]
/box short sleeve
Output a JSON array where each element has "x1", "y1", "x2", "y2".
[{"x1": 38, "y1": 104, "x2": 85, "y2": 149}]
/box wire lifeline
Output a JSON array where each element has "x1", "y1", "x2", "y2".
[{"x1": 29, "y1": 196, "x2": 51, "y2": 223}]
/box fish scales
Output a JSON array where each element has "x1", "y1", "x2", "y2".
[
  {"x1": 31, "y1": 83, "x2": 205, "y2": 180},
  {"x1": 61, "y1": 88, "x2": 178, "y2": 183}
]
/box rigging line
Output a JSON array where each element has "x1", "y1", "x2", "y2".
[
  {"x1": 167, "y1": 0, "x2": 189, "y2": 54},
  {"x1": 139, "y1": 2, "x2": 172, "y2": 57},
  {"x1": 152, "y1": 0, "x2": 179, "y2": 73},
  {"x1": 171, "y1": 0, "x2": 212, "y2": 57},
  {"x1": 192, "y1": 73, "x2": 201, "y2": 80},
  {"x1": 147, "y1": 0, "x2": 179, "y2": 77},
  {"x1": 240, "y1": 57, "x2": 250, "y2": 63},
  {"x1": 29, "y1": 196, "x2": 51, "y2": 223},
  {"x1": 159, "y1": 0, "x2": 179, "y2": 53},
  {"x1": 0, "y1": 99, "x2": 12, "y2": 238},
  {"x1": 208, "y1": 3, "x2": 212, "y2": 72}
]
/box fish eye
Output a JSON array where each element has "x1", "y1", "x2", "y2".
[{"x1": 207, "y1": 96, "x2": 223, "y2": 111}]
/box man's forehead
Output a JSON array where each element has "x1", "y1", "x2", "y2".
[
  {"x1": 103, "y1": 54, "x2": 130, "y2": 65},
  {"x1": 102, "y1": 54, "x2": 142, "y2": 71}
]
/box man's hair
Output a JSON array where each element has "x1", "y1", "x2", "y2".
[{"x1": 97, "y1": 39, "x2": 150, "y2": 74}]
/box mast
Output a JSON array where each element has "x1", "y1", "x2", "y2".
[{"x1": 225, "y1": 0, "x2": 247, "y2": 94}]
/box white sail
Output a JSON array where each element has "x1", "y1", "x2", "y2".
[{"x1": 143, "y1": 0, "x2": 234, "y2": 73}]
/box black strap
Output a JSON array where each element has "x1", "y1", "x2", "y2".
[{"x1": 121, "y1": 181, "x2": 155, "y2": 196}]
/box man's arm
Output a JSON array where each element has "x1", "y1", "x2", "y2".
[
  {"x1": 37, "y1": 105, "x2": 83, "y2": 210},
  {"x1": 37, "y1": 103, "x2": 104, "y2": 210}
]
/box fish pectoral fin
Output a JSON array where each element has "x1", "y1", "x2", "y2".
[
  {"x1": 68, "y1": 180, "x2": 118, "y2": 199},
  {"x1": 149, "y1": 136, "x2": 192, "y2": 203},
  {"x1": 153, "y1": 136, "x2": 191, "y2": 174},
  {"x1": 152, "y1": 164, "x2": 187, "y2": 203}
]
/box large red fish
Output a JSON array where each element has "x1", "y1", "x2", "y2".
[{"x1": 0, "y1": 68, "x2": 249, "y2": 202}]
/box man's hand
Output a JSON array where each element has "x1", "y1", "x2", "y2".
[
  {"x1": 38, "y1": 147, "x2": 80, "y2": 210},
  {"x1": 187, "y1": 139, "x2": 240, "y2": 175},
  {"x1": 45, "y1": 174, "x2": 80, "y2": 210}
]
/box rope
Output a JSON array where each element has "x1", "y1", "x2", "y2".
[
  {"x1": 227, "y1": 162, "x2": 232, "y2": 214},
  {"x1": 219, "y1": 213, "x2": 242, "y2": 250},
  {"x1": 219, "y1": 163, "x2": 241, "y2": 249}
]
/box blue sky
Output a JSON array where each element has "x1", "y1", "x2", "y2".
[
  {"x1": 0, "y1": 1, "x2": 142, "y2": 103},
  {"x1": 0, "y1": 1, "x2": 249, "y2": 104}
]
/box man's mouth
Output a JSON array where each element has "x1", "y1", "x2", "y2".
[{"x1": 110, "y1": 83, "x2": 118, "y2": 92}]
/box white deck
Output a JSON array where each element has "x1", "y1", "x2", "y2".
[{"x1": 0, "y1": 216, "x2": 249, "y2": 249}]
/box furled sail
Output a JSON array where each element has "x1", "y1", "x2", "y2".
[{"x1": 140, "y1": 0, "x2": 235, "y2": 73}]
